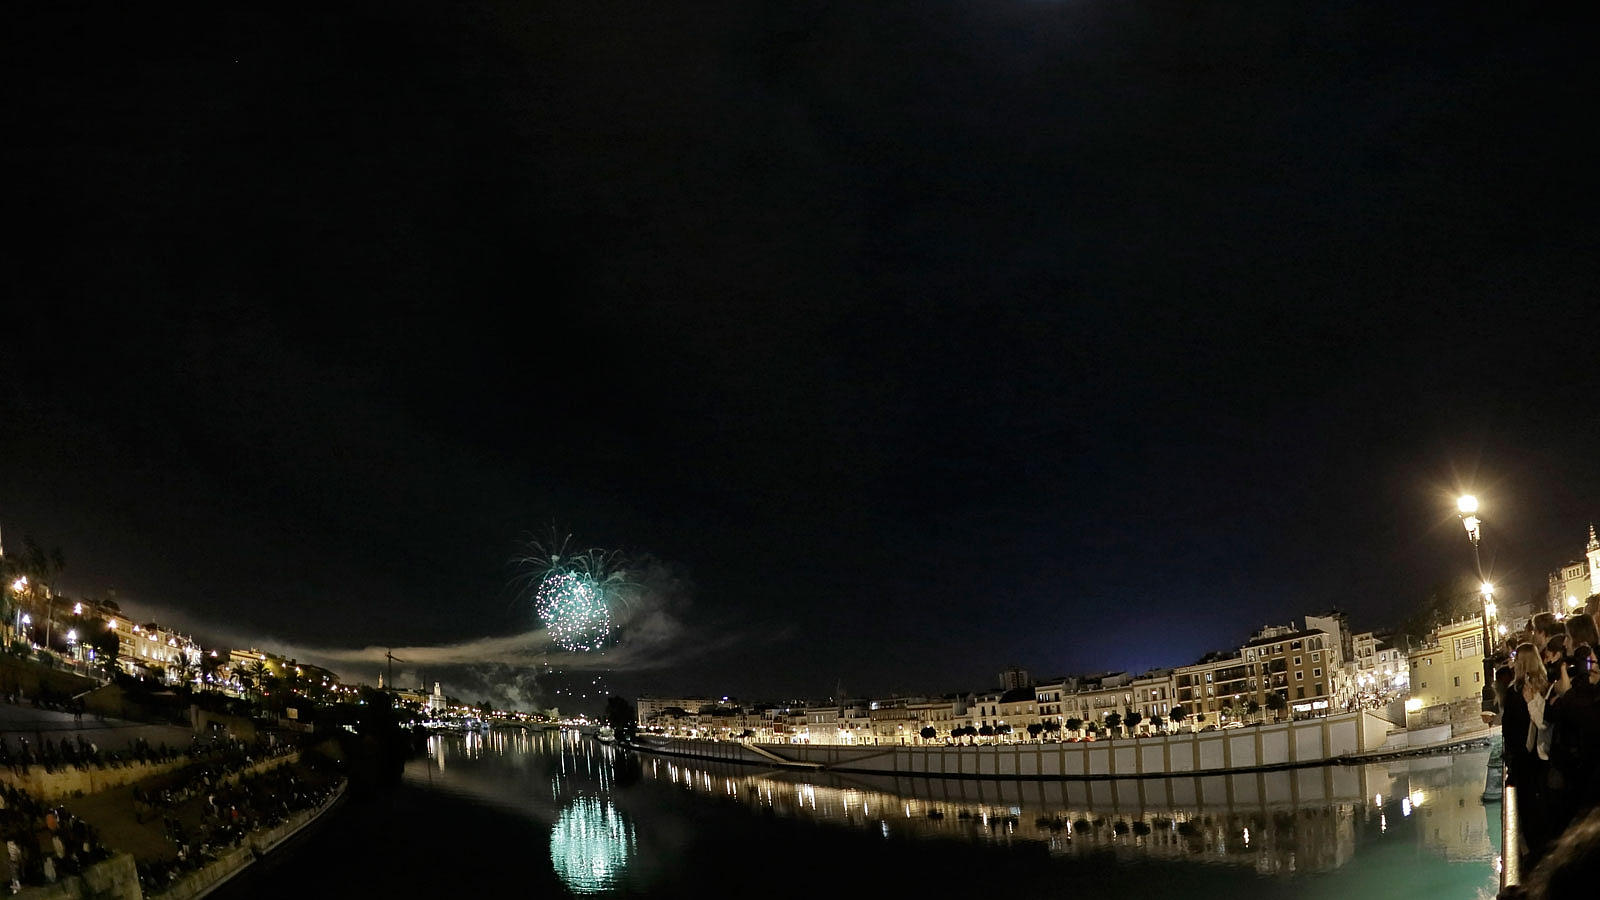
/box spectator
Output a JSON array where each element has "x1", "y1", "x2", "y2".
[{"x1": 1504, "y1": 642, "x2": 1556, "y2": 869}]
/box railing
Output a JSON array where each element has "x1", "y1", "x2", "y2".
[{"x1": 1502, "y1": 778, "x2": 1520, "y2": 891}]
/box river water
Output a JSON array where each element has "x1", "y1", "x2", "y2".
[{"x1": 218, "y1": 729, "x2": 1499, "y2": 898}]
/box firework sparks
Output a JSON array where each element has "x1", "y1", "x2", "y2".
[
  {"x1": 517, "y1": 532, "x2": 632, "y2": 653},
  {"x1": 535, "y1": 571, "x2": 613, "y2": 652}
]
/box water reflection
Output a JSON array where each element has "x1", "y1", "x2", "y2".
[
  {"x1": 406, "y1": 730, "x2": 1498, "y2": 897},
  {"x1": 550, "y1": 797, "x2": 637, "y2": 894},
  {"x1": 644, "y1": 747, "x2": 1498, "y2": 879}
]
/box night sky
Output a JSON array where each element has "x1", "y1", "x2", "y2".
[{"x1": 4, "y1": 3, "x2": 1596, "y2": 710}]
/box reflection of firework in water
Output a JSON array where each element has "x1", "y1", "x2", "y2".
[
  {"x1": 517, "y1": 533, "x2": 632, "y2": 653},
  {"x1": 550, "y1": 797, "x2": 635, "y2": 894}
]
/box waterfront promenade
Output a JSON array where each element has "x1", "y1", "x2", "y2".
[{"x1": 1, "y1": 704, "x2": 192, "y2": 755}]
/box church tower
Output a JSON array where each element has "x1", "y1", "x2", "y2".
[{"x1": 1587, "y1": 524, "x2": 1600, "y2": 600}]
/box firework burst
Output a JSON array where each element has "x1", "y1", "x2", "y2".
[{"x1": 516, "y1": 532, "x2": 632, "y2": 653}]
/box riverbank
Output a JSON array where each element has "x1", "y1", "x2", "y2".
[{"x1": 629, "y1": 710, "x2": 1494, "y2": 780}]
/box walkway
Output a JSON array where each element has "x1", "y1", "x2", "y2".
[{"x1": 0, "y1": 703, "x2": 192, "y2": 753}]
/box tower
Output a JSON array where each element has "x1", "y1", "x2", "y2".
[{"x1": 1587, "y1": 524, "x2": 1600, "y2": 600}]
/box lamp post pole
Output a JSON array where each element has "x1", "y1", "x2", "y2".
[{"x1": 1458, "y1": 496, "x2": 1494, "y2": 665}]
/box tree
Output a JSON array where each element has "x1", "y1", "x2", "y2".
[
  {"x1": 1042, "y1": 720, "x2": 1062, "y2": 738},
  {"x1": 1147, "y1": 715, "x2": 1165, "y2": 732},
  {"x1": 90, "y1": 621, "x2": 120, "y2": 676},
  {"x1": 1266, "y1": 692, "x2": 1288, "y2": 721},
  {"x1": 1124, "y1": 711, "x2": 1142, "y2": 733},
  {"x1": 1065, "y1": 717, "x2": 1083, "y2": 734},
  {"x1": 245, "y1": 659, "x2": 270, "y2": 700},
  {"x1": 1170, "y1": 705, "x2": 1189, "y2": 728},
  {"x1": 604, "y1": 695, "x2": 638, "y2": 740},
  {"x1": 1104, "y1": 712, "x2": 1122, "y2": 734},
  {"x1": 1027, "y1": 722, "x2": 1043, "y2": 740},
  {"x1": 978, "y1": 725, "x2": 995, "y2": 738},
  {"x1": 920, "y1": 726, "x2": 937, "y2": 741}
]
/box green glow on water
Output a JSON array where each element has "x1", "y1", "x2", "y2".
[{"x1": 549, "y1": 796, "x2": 637, "y2": 894}]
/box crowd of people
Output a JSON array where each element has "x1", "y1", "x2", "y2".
[
  {"x1": 0, "y1": 782, "x2": 112, "y2": 892},
  {"x1": 0, "y1": 734, "x2": 189, "y2": 776},
  {"x1": 1496, "y1": 597, "x2": 1600, "y2": 891},
  {"x1": 135, "y1": 759, "x2": 339, "y2": 893}
]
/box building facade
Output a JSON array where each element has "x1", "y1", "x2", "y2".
[{"x1": 1406, "y1": 616, "x2": 1485, "y2": 727}]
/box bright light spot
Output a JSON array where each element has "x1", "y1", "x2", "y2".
[
  {"x1": 1481, "y1": 582, "x2": 1495, "y2": 596},
  {"x1": 1409, "y1": 790, "x2": 1424, "y2": 808},
  {"x1": 1457, "y1": 495, "x2": 1479, "y2": 514},
  {"x1": 1401, "y1": 798, "x2": 1412, "y2": 817},
  {"x1": 1404, "y1": 698, "x2": 1423, "y2": 713}
]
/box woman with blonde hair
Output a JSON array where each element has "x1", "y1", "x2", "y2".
[{"x1": 1505, "y1": 642, "x2": 1556, "y2": 868}]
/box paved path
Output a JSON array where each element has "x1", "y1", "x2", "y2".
[{"x1": 0, "y1": 703, "x2": 192, "y2": 753}]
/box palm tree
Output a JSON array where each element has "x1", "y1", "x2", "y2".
[
  {"x1": 1124, "y1": 711, "x2": 1143, "y2": 735},
  {"x1": 1027, "y1": 722, "x2": 1043, "y2": 741},
  {"x1": 1170, "y1": 705, "x2": 1189, "y2": 731},
  {"x1": 1147, "y1": 714, "x2": 1165, "y2": 732},
  {"x1": 1246, "y1": 699, "x2": 1262, "y2": 722},
  {"x1": 245, "y1": 659, "x2": 269, "y2": 699},
  {"x1": 1065, "y1": 717, "x2": 1083, "y2": 736}
]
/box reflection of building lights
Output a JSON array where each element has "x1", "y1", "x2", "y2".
[
  {"x1": 1401, "y1": 798, "x2": 1412, "y2": 817},
  {"x1": 1409, "y1": 790, "x2": 1424, "y2": 808}
]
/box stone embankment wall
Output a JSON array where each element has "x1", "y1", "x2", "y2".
[
  {"x1": 3, "y1": 748, "x2": 299, "y2": 803},
  {"x1": 3, "y1": 757, "x2": 192, "y2": 801},
  {"x1": 17, "y1": 853, "x2": 141, "y2": 900},
  {"x1": 636, "y1": 710, "x2": 1399, "y2": 779}
]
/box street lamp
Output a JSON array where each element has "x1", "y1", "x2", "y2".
[
  {"x1": 1459, "y1": 495, "x2": 1484, "y2": 573},
  {"x1": 1458, "y1": 495, "x2": 1498, "y2": 722}
]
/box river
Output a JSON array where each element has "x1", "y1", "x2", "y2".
[{"x1": 216, "y1": 729, "x2": 1500, "y2": 898}]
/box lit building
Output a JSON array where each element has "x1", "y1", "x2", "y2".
[
  {"x1": 1174, "y1": 653, "x2": 1256, "y2": 725},
  {"x1": 637, "y1": 696, "x2": 720, "y2": 723},
  {"x1": 1241, "y1": 621, "x2": 1343, "y2": 717},
  {"x1": 1546, "y1": 525, "x2": 1600, "y2": 615},
  {"x1": 1350, "y1": 631, "x2": 1408, "y2": 696},
  {"x1": 1405, "y1": 616, "x2": 1485, "y2": 729},
  {"x1": 1129, "y1": 669, "x2": 1175, "y2": 729},
  {"x1": 107, "y1": 615, "x2": 203, "y2": 684}
]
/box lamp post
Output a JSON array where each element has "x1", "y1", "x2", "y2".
[
  {"x1": 1458, "y1": 496, "x2": 1494, "y2": 650},
  {"x1": 1459, "y1": 495, "x2": 1499, "y2": 715}
]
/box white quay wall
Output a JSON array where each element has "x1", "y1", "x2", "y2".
[{"x1": 636, "y1": 709, "x2": 1394, "y2": 779}]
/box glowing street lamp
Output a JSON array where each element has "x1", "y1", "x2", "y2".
[{"x1": 1459, "y1": 495, "x2": 1483, "y2": 553}]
